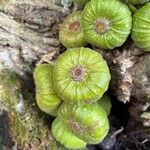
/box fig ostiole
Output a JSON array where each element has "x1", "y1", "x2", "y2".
[
  {"x1": 82, "y1": 0, "x2": 132, "y2": 49},
  {"x1": 59, "y1": 11, "x2": 88, "y2": 48},
  {"x1": 131, "y1": 2, "x2": 150, "y2": 51},
  {"x1": 53, "y1": 47, "x2": 111, "y2": 104},
  {"x1": 54, "y1": 102, "x2": 109, "y2": 144},
  {"x1": 52, "y1": 117, "x2": 87, "y2": 149},
  {"x1": 33, "y1": 64, "x2": 62, "y2": 116}
]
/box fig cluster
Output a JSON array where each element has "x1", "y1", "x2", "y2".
[
  {"x1": 33, "y1": 0, "x2": 150, "y2": 148},
  {"x1": 60, "y1": 0, "x2": 150, "y2": 51},
  {"x1": 34, "y1": 47, "x2": 111, "y2": 149}
]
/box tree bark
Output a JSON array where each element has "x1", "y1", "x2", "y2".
[
  {"x1": 98, "y1": 42, "x2": 150, "y2": 104},
  {"x1": 0, "y1": 0, "x2": 71, "y2": 149},
  {"x1": 98, "y1": 42, "x2": 150, "y2": 126},
  {"x1": 0, "y1": 0, "x2": 71, "y2": 77},
  {"x1": 0, "y1": 70, "x2": 62, "y2": 149}
]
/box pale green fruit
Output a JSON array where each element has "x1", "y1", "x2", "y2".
[
  {"x1": 33, "y1": 64, "x2": 62, "y2": 116},
  {"x1": 132, "y1": 2, "x2": 150, "y2": 51},
  {"x1": 52, "y1": 117, "x2": 87, "y2": 149},
  {"x1": 57, "y1": 103, "x2": 109, "y2": 144},
  {"x1": 59, "y1": 11, "x2": 88, "y2": 48},
  {"x1": 53, "y1": 47, "x2": 111, "y2": 104},
  {"x1": 82, "y1": 0, "x2": 132, "y2": 49},
  {"x1": 97, "y1": 94, "x2": 112, "y2": 116}
]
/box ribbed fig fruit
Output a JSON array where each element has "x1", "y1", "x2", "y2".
[
  {"x1": 73, "y1": 0, "x2": 90, "y2": 6},
  {"x1": 82, "y1": 0, "x2": 132, "y2": 49},
  {"x1": 131, "y1": 3, "x2": 150, "y2": 51},
  {"x1": 56, "y1": 102, "x2": 109, "y2": 144},
  {"x1": 97, "y1": 94, "x2": 112, "y2": 116},
  {"x1": 52, "y1": 117, "x2": 87, "y2": 149},
  {"x1": 59, "y1": 11, "x2": 88, "y2": 48},
  {"x1": 53, "y1": 47, "x2": 111, "y2": 104},
  {"x1": 33, "y1": 64, "x2": 61, "y2": 116},
  {"x1": 123, "y1": 0, "x2": 149, "y2": 4}
]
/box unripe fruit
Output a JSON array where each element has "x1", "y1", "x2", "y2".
[
  {"x1": 82, "y1": 0, "x2": 132, "y2": 49},
  {"x1": 97, "y1": 94, "x2": 112, "y2": 116},
  {"x1": 56, "y1": 103, "x2": 109, "y2": 144},
  {"x1": 53, "y1": 47, "x2": 111, "y2": 104},
  {"x1": 59, "y1": 11, "x2": 88, "y2": 48},
  {"x1": 52, "y1": 117, "x2": 87, "y2": 149},
  {"x1": 132, "y1": 2, "x2": 150, "y2": 51},
  {"x1": 33, "y1": 64, "x2": 61, "y2": 116}
]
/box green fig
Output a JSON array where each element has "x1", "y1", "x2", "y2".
[
  {"x1": 97, "y1": 94, "x2": 112, "y2": 116},
  {"x1": 131, "y1": 2, "x2": 150, "y2": 51},
  {"x1": 52, "y1": 117, "x2": 87, "y2": 149},
  {"x1": 59, "y1": 11, "x2": 88, "y2": 48},
  {"x1": 82, "y1": 0, "x2": 132, "y2": 49},
  {"x1": 123, "y1": 0, "x2": 149, "y2": 4},
  {"x1": 33, "y1": 64, "x2": 62, "y2": 116},
  {"x1": 72, "y1": 0, "x2": 90, "y2": 6},
  {"x1": 56, "y1": 103, "x2": 109, "y2": 144},
  {"x1": 53, "y1": 47, "x2": 111, "y2": 104}
]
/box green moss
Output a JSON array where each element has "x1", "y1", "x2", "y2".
[{"x1": 0, "y1": 69, "x2": 60, "y2": 149}]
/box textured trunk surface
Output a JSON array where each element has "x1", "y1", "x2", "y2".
[
  {"x1": 0, "y1": 0, "x2": 71, "y2": 149},
  {"x1": 98, "y1": 42, "x2": 150, "y2": 104},
  {"x1": 0, "y1": 0, "x2": 71, "y2": 77}
]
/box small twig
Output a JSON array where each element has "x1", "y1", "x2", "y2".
[
  {"x1": 37, "y1": 51, "x2": 59, "y2": 65},
  {"x1": 141, "y1": 139, "x2": 149, "y2": 144},
  {"x1": 110, "y1": 127, "x2": 124, "y2": 138}
]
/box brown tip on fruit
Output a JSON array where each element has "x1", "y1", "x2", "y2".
[
  {"x1": 94, "y1": 19, "x2": 109, "y2": 34},
  {"x1": 70, "y1": 65, "x2": 86, "y2": 82},
  {"x1": 70, "y1": 120, "x2": 83, "y2": 133},
  {"x1": 69, "y1": 21, "x2": 80, "y2": 32}
]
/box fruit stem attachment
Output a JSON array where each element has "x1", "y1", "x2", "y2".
[
  {"x1": 70, "y1": 65, "x2": 86, "y2": 82},
  {"x1": 69, "y1": 21, "x2": 80, "y2": 32},
  {"x1": 93, "y1": 19, "x2": 109, "y2": 34}
]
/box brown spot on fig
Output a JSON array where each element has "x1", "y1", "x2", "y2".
[
  {"x1": 70, "y1": 65, "x2": 86, "y2": 82},
  {"x1": 94, "y1": 19, "x2": 109, "y2": 34},
  {"x1": 69, "y1": 21, "x2": 80, "y2": 32},
  {"x1": 69, "y1": 120, "x2": 84, "y2": 133}
]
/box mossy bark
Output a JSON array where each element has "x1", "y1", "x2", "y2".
[
  {"x1": 0, "y1": 1, "x2": 73, "y2": 149},
  {"x1": 0, "y1": 70, "x2": 61, "y2": 149}
]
